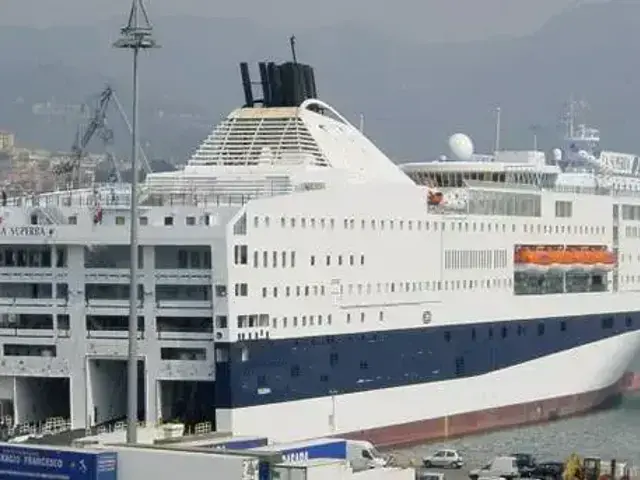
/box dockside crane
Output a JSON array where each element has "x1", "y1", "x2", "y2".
[
  {"x1": 54, "y1": 85, "x2": 152, "y2": 189},
  {"x1": 54, "y1": 86, "x2": 116, "y2": 188}
]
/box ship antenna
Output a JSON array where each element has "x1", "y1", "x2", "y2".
[
  {"x1": 494, "y1": 106, "x2": 502, "y2": 156},
  {"x1": 289, "y1": 35, "x2": 298, "y2": 64},
  {"x1": 568, "y1": 94, "x2": 575, "y2": 138},
  {"x1": 113, "y1": 0, "x2": 159, "y2": 445}
]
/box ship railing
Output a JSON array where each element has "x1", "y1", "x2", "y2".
[
  {"x1": 464, "y1": 178, "x2": 640, "y2": 199},
  {"x1": 8, "y1": 416, "x2": 71, "y2": 438},
  {"x1": 4, "y1": 189, "x2": 272, "y2": 210},
  {"x1": 91, "y1": 419, "x2": 213, "y2": 438}
]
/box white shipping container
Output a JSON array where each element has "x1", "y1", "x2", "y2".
[
  {"x1": 108, "y1": 446, "x2": 259, "y2": 480},
  {"x1": 272, "y1": 459, "x2": 414, "y2": 480}
]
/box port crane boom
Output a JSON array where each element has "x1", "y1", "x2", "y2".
[{"x1": 54, "y1": 85, "x2": 152, "y2": 189}]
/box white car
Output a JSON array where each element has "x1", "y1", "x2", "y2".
[{"x1": 423, "y1": 449, "x2": 464, "y2": 469}]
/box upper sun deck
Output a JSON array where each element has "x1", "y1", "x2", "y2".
[{"x1": 143, "y1": 98, "x2": 413, "y2": 199}]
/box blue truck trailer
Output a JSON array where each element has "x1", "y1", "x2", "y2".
[{"x1": 0, "y1": 443, "x2": 117, "y2": 480}]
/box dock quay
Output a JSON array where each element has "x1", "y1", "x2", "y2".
[{"x1": 387, "y1": 450, "x2": 640, "y2": 480}]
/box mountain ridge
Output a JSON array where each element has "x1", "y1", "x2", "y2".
[{"x1": 1, "y1": 1, "x2": 639, "y2": 162}]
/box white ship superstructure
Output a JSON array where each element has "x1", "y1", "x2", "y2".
[{"x1": 0, "y1": 63, "x2": 638, "y2": 446}]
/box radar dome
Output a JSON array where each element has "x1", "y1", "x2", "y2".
[
  {"x1": 552, "y1": 148, "x2": 562, "y2": 162},
  {"x1": 448, "y1": 133, "x2": 474, "y2": 161}
]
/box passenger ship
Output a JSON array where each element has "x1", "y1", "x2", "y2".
[{"x1": 0, "y1": 59, "x2": 639, "y2": 447}]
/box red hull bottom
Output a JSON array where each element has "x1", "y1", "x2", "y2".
[{"x1": 341, "y1": 372, "x2": 637, "y2": 450}]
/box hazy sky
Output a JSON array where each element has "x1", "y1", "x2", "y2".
[{"x1": 3, "y1": 0, "x2": 584, "y2": 43}]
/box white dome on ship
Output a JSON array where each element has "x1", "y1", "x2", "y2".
[
  {"x1": 448, "y1": 133, "x2": 474, "y2": 161},
  {"x1": 552, "y1": 148, "x2": 562, "y2": 162}
]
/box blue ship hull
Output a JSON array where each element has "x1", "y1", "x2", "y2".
[{"x1": 214, "y1": 310, "x2": 640, "y2": 408}]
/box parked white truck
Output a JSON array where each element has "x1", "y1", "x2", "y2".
[
  {"x1": 469, "y1": 456, "x2": 520, "y2": 480},
  {"x1": 345, "y1": 440, "x2": 388, "y2": 471}
]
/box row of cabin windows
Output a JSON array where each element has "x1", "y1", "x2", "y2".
[
  {"x1": 0, "y1": 247, "x2": 67, "y2": 268},
  {"x1": 253, "y1": 250, "x2": 295, "y2": 268},
  {"x1": 272, "y1": 314, "x2": 335, "y2": 329},
  {"x1": 236, "y1": 314, "x2": 269, "y2": 328},
  {"x1": 618, "y1": 253, "x2": 640, "y2": 263},
  {"x1": 234, "y1": 246, "x2": 367, "y2": 269},
  {"x1": 67, "y1": 215, "x2": 213, "y2": 227},
  {"x1": 623, "y1": 226, "x2": 640, "y2": 238},
  {"x1": 255, "y1": 278, "x2": 513, "y2": 299},
  {"x1": 251, "y1": 215, "x2": 606, "y2": 237},
  {"x1": 444, "y1": 249, "x2": 508, "y2": 270},
  {"x1": 523, "y1": 224, "x2": 605, "y2": 235},
  {"x1": 443, "y1": 315, "x2": 631, "y2": 343},
  {"x1": 313, "y1": 254, "x2": 364, "y2": 267}
]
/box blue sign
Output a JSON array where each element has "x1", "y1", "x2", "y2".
[
  {"x1": 0, "y1": 444, "x2": 117, "y2": 480},
  {"x1": 278, "y1": 441, "x2": 347, "y2": 461}
]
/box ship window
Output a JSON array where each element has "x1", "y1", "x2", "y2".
[
  {"x1": 186, "y1": 216, "x2": 196, "y2": 226},
  {"x1": 330, "y1": 353, "x2": 338, "y2": 366},
  {"x1": 471, "y1": 327, "x2": 476, "y2": 340},
  {"x1": 215, "y1": 316, "x2": 228, "y2": 328},
  {"x1": 115, "y1": 216, "x2": 125, "y2": 225},
  {"x1": 234, "y1": 283, "x2": 248, "y2": 296},
  {"x1": 310, "y1": 255, "x2": 316, "y2": 266},
  {"x1": 139, "y1": 216, "x2": 148, "y2": 225},
  {"x1": 555, "y1": 200, "x2": 573, "y2": 218},
  {"x1": 233, "y1": 245, "x2": 248, "y2": 265},
  {"x1": 501, "y1": 326, "x2": 508, "y2": 338},
  {"x1": 626, "y1": 316, "x2": 633, "y2": 327},
  {"x1": 164, "y1": 216, "x2": 174, "y2": 226},
  {"x1": 560, "y1": 320, "x2": 567, "y2": 332},
  {"x1": 455, "y1": 356, "x2": 465, "y2": 376},
  {"x1": 359, "y1": 361, "x2": 369, "y2": 370},
  {"x1": 68, "y1": 216, "x2": 77, "y2": 225},
  {"x1": 601, "y1": 317, "x2": 614, "y2": 329},
  {"x1": 444, "y1": 331, "x2": 451, "y2": 342},
  {"x1": 537, "y1": 323, "x2": 545, "y2": 336},
  {"x1": 488, "y1": 327, "x2": 493, "y2": 338},
  {"x1": 290, "y1": 365, "x2": 300, "y2": 377}
]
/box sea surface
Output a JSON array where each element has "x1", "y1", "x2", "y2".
[{"x1": 392, "y1": 355, "x2": 640, "y2": 468}]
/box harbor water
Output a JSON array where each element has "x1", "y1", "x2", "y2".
[{"x1": 393, "y1": 355, "x2": 640, "y2": 467}]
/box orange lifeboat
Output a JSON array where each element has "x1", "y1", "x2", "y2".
[
  {"x1": 594, "y1": 248, "x2": 616, "y2": 271},
  {"x1": 514, "y1": 246, "x2": 553, "y2": 272},
  {"x1": 548, "y1": 246, "x2": 568, "y2": 271},
  {"x1": 514, "y1": 245, "x2": 616, "y2": 273}
]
